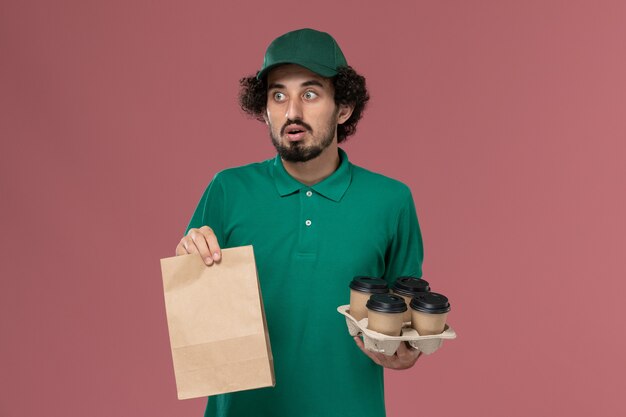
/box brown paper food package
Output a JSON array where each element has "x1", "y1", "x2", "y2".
[{"x1": 160, "y1": 245, "x2": 275, "y2": 400}]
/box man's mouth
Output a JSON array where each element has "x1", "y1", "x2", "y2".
[{"x1": 283, "y1": 124, "x2": 309, "y2": 142}]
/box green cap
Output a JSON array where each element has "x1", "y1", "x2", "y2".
[{"x1": 257, "y1": 28, "x2": 347, "y2": 80}]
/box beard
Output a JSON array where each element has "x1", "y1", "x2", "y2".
[{"x1": 269, "y1": 116, "x2": 337, "y2": 163}]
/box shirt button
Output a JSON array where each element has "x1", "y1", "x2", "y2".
[
  {"x1": 306, "y1": 190, "x2": 313, "y2": 197},
  {"x1": 305, "y1": 220, "x2": 312, "y2": 226}
]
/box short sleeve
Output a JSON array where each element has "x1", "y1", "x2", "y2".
[
  {"x1": 184, "y1": 173, "x2": 225, "y2": 246},
  {"x1": 382, "y1": 188, "x2": 424, "y2": 283}
]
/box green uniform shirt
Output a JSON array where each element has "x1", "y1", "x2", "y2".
[{"x1": 186, "y1": 148, "x2": 424, "y2": 417}]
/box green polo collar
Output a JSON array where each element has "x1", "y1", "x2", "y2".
[{"x1": 271, "y1": 148, "x2": 352, "y2": 202}]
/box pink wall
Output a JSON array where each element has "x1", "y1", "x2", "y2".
[{"x1": 1, "y1": 1, "x2": 624, "y2": 416}]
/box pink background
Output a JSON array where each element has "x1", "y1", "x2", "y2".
[{"x1": 1, "y1": 1, "x2": 624, "y2": 416}]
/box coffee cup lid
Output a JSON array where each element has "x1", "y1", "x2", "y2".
[
  {"x1": 349, "y1": 276, "x2": 389, "y2": 294},
  {"x1": 392, "y1": 276, "x2": 430, "y2": 296},
  {"x1": 366, "y1": 293, "x2": 407, "y2": 313},
  {"x1": 410, "y1": 292, "x2": 451, "y2": 314}
]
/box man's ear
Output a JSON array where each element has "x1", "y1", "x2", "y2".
[
  {"x1": 337, "y1": 103, "x2": 354, "y2": 125},
  {"x1": 263, "y1": 111, "x2": 269, "y2": 125}
]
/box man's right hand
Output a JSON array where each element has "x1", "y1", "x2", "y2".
[{"x1": 175, "y1": 226, "x2": 222, "y2": 266}]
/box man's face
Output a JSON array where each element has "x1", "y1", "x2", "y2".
[{"x1": 265, "y1": 64, "x2": 344, "y2": 163}]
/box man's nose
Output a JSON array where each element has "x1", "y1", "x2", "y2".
[{"x1": 285, "y1": 98, "x2": 303, "y2": 120}]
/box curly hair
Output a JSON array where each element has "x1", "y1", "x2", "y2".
[{"x1": 238, "y1": 66, "x2": 369, "y2": 143}]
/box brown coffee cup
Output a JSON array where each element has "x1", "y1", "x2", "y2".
[
  {"x1": 410, "y1": 292, "x2": 451, "y2": 335},
  {"x1": 349, "y1": 277, "x2": 389, "y2": 321},
  {"x1": 366, "y1": 293, "x2": 407, "y2": 336},
  {"x1": 391, "y1": 277, "x2": 430, "y2": 322}
]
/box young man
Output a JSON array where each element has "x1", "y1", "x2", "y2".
[{"x1": 176, "y1": 28, "x2": 424, "y2": 417}]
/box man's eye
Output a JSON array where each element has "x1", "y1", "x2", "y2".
[
  {"x1": 274, "y1": 92, "x2": 285, "y2": 101},
  {"x1": 303, "y1": 91, "x2": 318, "y2": 100}
]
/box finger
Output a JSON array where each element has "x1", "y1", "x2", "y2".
[
  {"x1": 402, "y1": 342, "x2": 421, "y2": 361},
  {"x1": 353, "y1": 337, "x2": 382, "y2": 366},
  {"x1": 353, "y1": 336, "x2": 366, "y2": 351},
  {"x1": 394, "y1": 343, "x2": 421, "y2": 369},
  {"x1": 188, "y1": 229, "x2": 213, "y2": 265},
  {"x1": 175, "y1": 240, "x2": 187, "y2": 256},
  {"x1": 199, "y1": 226, "x2": 221, "y2": 261},
  {"x1": 396, "y1": 341, "x2": 412, "y2": 360},
  {"x1": 176, "y1": 235, "x2": 197, "y2": 256},
  {"x1": 373, "y1": 352, "x2": 394, "y2": 367}
]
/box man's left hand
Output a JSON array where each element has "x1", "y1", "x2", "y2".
[{"x1": 353, "y1": 337, "x2": 421, "y2": 370}]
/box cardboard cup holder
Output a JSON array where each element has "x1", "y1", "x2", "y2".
[{"x1": 337, "y1": 305, "x2": 456, "y2": 356}]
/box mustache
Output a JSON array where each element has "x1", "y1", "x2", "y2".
[{"x1": 280, "y1": 119, "x2": 313, "y2": 135}]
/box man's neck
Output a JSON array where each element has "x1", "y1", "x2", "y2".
[{"x1": 282, "y1": 143, "x2": 340, "y2": 186}]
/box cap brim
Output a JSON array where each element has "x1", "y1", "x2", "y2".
[{"x1": 257, "y1": 60, "x2": 339, "y2": 80}]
